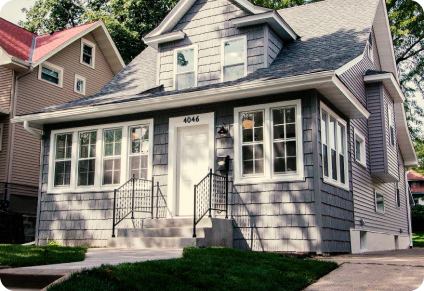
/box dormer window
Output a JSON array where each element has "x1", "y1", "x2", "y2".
[
  {"x1": 368, "y1": 33, "x2": 373, "y2": 62},
  {"x1": 81, "y1": 38, "x2": 96, "y2": 68},
  {"x1": 174, "y1": 45, "x2": 197, "y2": 90},
  {"x1": 222, "y1": 36, "x2": 247, "y2": 82}
]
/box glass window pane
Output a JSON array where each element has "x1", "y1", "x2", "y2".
[
  {"x1": 254, "y1": 111, "x2": 263, "y2": 127},
  {"x1": 176, "y1": 49, "x2": 194, "y2": 73},
  {"x1": 285, "y1": 108, "x2": 295, "y2": 123},
  {"x1": 224, "y1": 38, "x2": 244, "y2": 66},
  {"x1": 54, "y1": 161, "x2": 71, "y2": 186},
  {"x1": 274, "y1": 142, "x2": 285, "y2": 158},
  {"x1": 273, "y1": 108, "x2": 285, "y2": 125},
  {"x1": 242, "y1": 160, "x2": 253, "y2": 175},
  {"x1": 176, "y1": 72, "x2": 195, "y2": 90},
  {"x1": 286, "y1": 141, "x2": 296, "y2": 157},
  {"x1": 287, "y1": 157, "x2": 297, "y2": 172},
  {"x1": 329, "y1": 118, "x2": 336, "y2": 149},
  {"x1": 331, "y1": 149, "x2": 337, "y2": 180},
  {"x1": 286, "y1": 124, "x2": 296, "y2": 139},
  {"x1": 242, "y1": 128, "x2": 253, "y2": 143},
  {"x1": 224, "y1": 65, "x2": 244, "y2": 82},
  {"x1": 274, "y1": 158, "x2": 285, "y2": 173},
  {"x1": 322, "y1": 112, "x2": 327, "y2": 144},
  {"x1": 274, "y1": 125, "x2": 285, "y2": 140},
  {"x1": 254, "y1": 145, "x2": 263, "y2": 159},
  {"x1": 376, "y1": 193, "x2": 384, "y2": 212},
  {"x1": 105, "y1": 144, "x2": 113, "y2": 156},
  {"x1": 254, "y1": 127, "x2": 263, "y2": 142},
  {"x1": 242, "y1": 145, "x2": 253, "y2": 161},
  {"x1": 323, "y1": 144, "x2": 329, "y2": 177},
  {"x1": 83, "y1": 45, "x2": 92, "y2": 56},
  {"x1": 355, "y1": 140, "x2": 361, "y2": 162},
  {"x1": 255, "y1": 159, "x2": 264, "y2": 174},
  {"x1": 340, "y1": 154, "x2": 345, "y2": 184}
]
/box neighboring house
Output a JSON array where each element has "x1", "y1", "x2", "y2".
[
  {"x1": 408, "y1": 170, "x2": 424, "y2": 205},
  {"x1": 13, "y1": 0, "x2": 417, "y2": 253},
  {"x1": 0, "y1": 19, "x2": 124, "y2": 221}
]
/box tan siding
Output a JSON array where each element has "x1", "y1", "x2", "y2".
[
  {"x1": 12, "y1": 32, "x2": 115, "y2": 186},
  {"x1": 0, "y1": 66, "x2": 13, "y2": 111},
  {"x1": 0, "y1": 115, "x2": 9, "y2": 181},
  {"x1": 159, "y1": 0, "x2": 266, "y2": 90}
]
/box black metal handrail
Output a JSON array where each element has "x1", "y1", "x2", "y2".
[
  {"x1": 193, "y1": 169, "x2": 228, "y2": 238},
  {"x1": 112, "y1": 176, "x2": 154, "y2": 237}
]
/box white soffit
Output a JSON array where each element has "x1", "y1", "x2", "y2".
[
  {"x1": 12, "y1": 71, "x2": 369, "y2": 127},
  {"x1": 143, "y1": 31, "x2": 186, "y2": 49},
  {"x1": 364, "y1": 73, "x2": 405, "y2": 103},
  {"x1": 145, "y1": 0, "x2": 270, "y2": 38},
  {"x1": 232, "y1": 11, "x2": 297, "y2": 41},
  {"x1": 394, "y1": 103, "x2": 418, "y2": 166},
  {"x1": 373, "y1": 0, "x2": 398, "y2": 82}
]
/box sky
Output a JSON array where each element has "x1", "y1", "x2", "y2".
[{"x1": 0, "y1": 0, "x2": 36, "y2": 25}]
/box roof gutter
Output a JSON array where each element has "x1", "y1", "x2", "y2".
[{"x1": 24, "y1": 120, "x2": 42, "y2": 139}]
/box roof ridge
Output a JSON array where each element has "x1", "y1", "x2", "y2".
[
  {"x1": 36, "y1": 20, "x2": 100, "y2": 37},
  {"x1": 0, "y1": 17, "x2": 37, "y2": 36},
  {"x1": 277, "y1": 0, "x2": 328, "y2": 12}
]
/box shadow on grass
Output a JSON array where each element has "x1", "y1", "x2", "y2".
[{"x1": 47, "y1": 247, "x2": 337, "y2": 291}]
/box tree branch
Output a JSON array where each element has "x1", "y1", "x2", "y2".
[
  {"x1": 398, "y1": 46, "x2": 424, "y2": 64},
  {"x1": 396, "y1": 35, "x2": 424, "y2": 63}
]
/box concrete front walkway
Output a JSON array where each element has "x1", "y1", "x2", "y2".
[{"x1": 305, "y1": 248, "x2": 424, "y2": 291}]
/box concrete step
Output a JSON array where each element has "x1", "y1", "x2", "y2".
[
  {"x1": 139, "y1": 218, "x2": 212, "y2": 229},
  {"x1": 107, "y1": 237, "x2": 198, "y2": 248},
  {"x1": 117, "y1": 227, "x2": 206, "y2": 238}
]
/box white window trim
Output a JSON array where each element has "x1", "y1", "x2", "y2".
[
  {"x1": 354, "y1": 129, "x2": 366, "y2": 168},
  {"x1": 74, "y1": 74, "x2": 86, "y2": 95},
  {"x1": 234, "y1": 99, "x2": 304, "y2": 184},
  {"x1": 38, "y1": 61, "x2": 64, "y2": 88},
  {"x1": 221, "y1": 35, "x2": 248, "y2": 82},
  {"x1": 80, "y1": 38, "x2": 96, "y2": 69},
  {"x1": 173, "y1": 44, "x2": 198, "y2": 90},
  {"x1": 320, "y1": 102, "x2": 349, "y2": 191},
  {"x1": 388, "y1": 105, "x2": 395, "y2": 147},
  {"x1": 0, "y1": 123, "x2": 3, "y2": 151},
  {"x1": 375, "y1": 190, "x2": 385, "y2": 214},
  {"x1": 47, "y1": 119, "x2": 154, "y2": 194}
]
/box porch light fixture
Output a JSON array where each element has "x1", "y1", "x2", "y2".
[
  {"x1": 360, "y1": 219, "x2": 366, "y2": 226},
  {"x1": 399, "y1": 228, "x2": 403, "y2": 233},
  {"x1": 217, "y1": 123, "x2": 229, "y2": 137}
]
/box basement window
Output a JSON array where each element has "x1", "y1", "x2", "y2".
[{"x1": 375, "y1": 191, "x2": 385, "y2": 213}]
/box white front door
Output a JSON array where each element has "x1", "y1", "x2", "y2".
[{"x1": 176, "y1": 125, "x2": 209, "y2": 216}]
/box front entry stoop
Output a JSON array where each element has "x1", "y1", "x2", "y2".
[{"x1": 107, "y1": 218, "x2": 233, "y2": 248}]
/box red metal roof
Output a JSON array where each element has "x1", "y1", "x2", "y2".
[
  {"x1": 408, "y1": 169, "x2": 424, "y2": 181},
  {"x1": 32, "y1": 22, "x2": 100, "y2": 62},
  {"x1": 0, "y1": 18, "x2": 100, "y2": 63},
  {"x1": 0, "y1": 18, "x2": 35, "y2": 61}
]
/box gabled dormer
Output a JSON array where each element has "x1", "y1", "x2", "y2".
[{"x1": 143, "y1": 0, "x2": 297, "y2": 91}]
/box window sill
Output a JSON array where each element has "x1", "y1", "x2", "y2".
[
  {"x1": 322, "y1": 178, "x2": 350, "y2": 191},
  {"x1": 48, "y1": 185, "x2": 118, "y2": 194},
  {"x1": 39, "y1": 78, "x2": 63, "y2": 88},
  {"x1": 234, "y1": 175, "x2": 305, "y2": 185},
  {"x1": 355, "y1": 160, "x2": 367, "y2": 169},
  {"x1": 80, "y1": 61, "x2": 95, "y2": 69},
  {"x1": 375, "y1": 210, "x2": 385, "y2": 215}
]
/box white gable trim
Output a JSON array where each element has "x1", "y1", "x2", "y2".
[
  {"x1": 364, "y1": 73, "x2": 405, "y2": 103},
  {"x1": 145, "y1": 0, "x2": 270, "y2": 38},
  {"x1": 143, "y1": 31, "x2": 186, "y2": 49}
]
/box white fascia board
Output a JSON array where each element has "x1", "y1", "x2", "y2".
[
  {"x1": 143, "y1": 31, "x2": 186, "y2": 50},
  {"x1": 12, "y1": 71, "x2": 370, "y2": 126},
  {"x1": 145, "y1": 0, "x2": 269, "y2": 38},
  {"x1": 364, "y1": 73, "x2": 405, "y2": 103},
  {"x1": 394, "y1": 103, "x2": 418, "y2": 166},
  {"x1": 33, "y1": 21, "x2": 125, "y2": 70},
  {"x1": 232, "y1": 11, "x2": 297, "y2": 41}
]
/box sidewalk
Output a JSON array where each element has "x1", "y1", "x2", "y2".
[
  {"x1": 0, "y1": 248, "x2": 183, "y2": 291},
  {"x1": 305, "y1": 248, "x2": 424, "y2": 291}
]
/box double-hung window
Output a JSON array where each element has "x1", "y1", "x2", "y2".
[
  {"x1": 388, "y1": 105, "x2": 395, "y2": 146},
  {"x1": 54, "y1": 133, "x2": 73, "y2": 186},
  {"x1": 234, "y1": 100, "x2": 304, "y2": 183},
  {"x1": 81, "y1": 38, "x2": 96, "y2": 68},
  {"x1": 375, "y1": 191, "x2": 385, "y2": 213},
  {"x1": 354, "y1": 130, "x2": 366, "y2": 167},
  {"x1": 321, "y1": 102, "x2": 348, "y2": 190},
  {"x1": 48, "y1": 120, "x2": 153, "y2": 193},
  {"x1": 222, "y1": 36, "x2": 247, "y2": 82},
  {"x1": 174, "y1": 45, "x2": 197, "y2": 90},
  {"x1": 39, "y1": 62, "x2": 64, "y2": 87}
]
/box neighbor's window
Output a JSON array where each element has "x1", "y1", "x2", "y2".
[
  {"x1": 222, "y1": 37, "x2": 246, "y2": 82},
  {"x1": 81, "y1": 38, "x2": 96, "y2": 68},
  {"x1": 103, "y1": 129, "x2": 122, "y2": 185},
  {"x1": 78, "y1": 131, "x2": 96, "y2": 186},
  {"x1": 74, "y1": 74, "x2": 86, "y2": 95},
  {"x1": 54, "y1": 133, "x2": 72, "y2": 186},
  {"x1": 129, "y1": 126, "x2": 150, "y2": 179},
  {"x1": 354, "y1": 130, "x2": 366, "y2": 167},
  {"x1": 234, "y1": 100, "x2": 304, "y2": 182},
  {"x1": 321, "y1": 102, "x2": 348, "y2": 190},
  {"x1": 396, "y1": 187, "x2": 401, "y2": 207},
  {"x1": 39, "y1": 62, "x2": 63, "y2": 87},
  {"x1": 375, "y1": 191, "x2": 385, "y2": 213},
  {"x1": 174, "y1": 46, "x2": 196, "y2": 90},
  {"x1": 388, "y1": 105, "x2": 395, "y2": 146}
]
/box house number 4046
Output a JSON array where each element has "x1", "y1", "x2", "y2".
[{"x1": 183, "y1": 116, "x2": 199, "y2": 123}]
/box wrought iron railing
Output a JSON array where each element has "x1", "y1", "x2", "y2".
[
  {"x1": 112, "y1": 177, "x2": 170, "y2": 237},
  {"x1": 193, "y1": 169, "x2": 228, "y2": 238},
  {"x1": 0, "y1": 182, "x2": 39, "y2": 212}
]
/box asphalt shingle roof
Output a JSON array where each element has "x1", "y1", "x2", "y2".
[{"x1": 27, "y1": 0, "x2": 380, "y2": 115}]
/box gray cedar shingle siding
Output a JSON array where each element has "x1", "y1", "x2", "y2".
[
  {"x1": 38, "y1": 91, "x2": 320, "y2": 250},
  {"x1": 267, "y1": 28, "x2": 283, "y2": 67}
]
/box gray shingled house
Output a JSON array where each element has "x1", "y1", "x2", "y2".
[{"x1": 12, "y1": 0, "x2": 417, "y2": 254}]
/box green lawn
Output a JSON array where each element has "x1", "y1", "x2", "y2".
[
  {"x1": 48, "y1": 247, "x2": 337, "y2": 291},
  {"x1": 0, "y1": 244, "x2": 87, "y2": 268},
  {"x1": 413, "y1": 232, "x2": 424, "y2": 247}
]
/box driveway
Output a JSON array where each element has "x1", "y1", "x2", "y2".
[{"x1": 305, "y1": 248, "x2": 424, "y2": 291}]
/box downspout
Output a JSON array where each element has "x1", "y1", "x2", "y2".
[
  {"x1": 405, "y1": 170, "x2": 413, "y2": 248},
  {"x1": 23, "y1": 121, "x2": 42, "y2": 140}
]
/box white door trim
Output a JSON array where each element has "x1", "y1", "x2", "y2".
[{"x1": 167, "y1": 112, "x2": 215, "y2": 217}]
